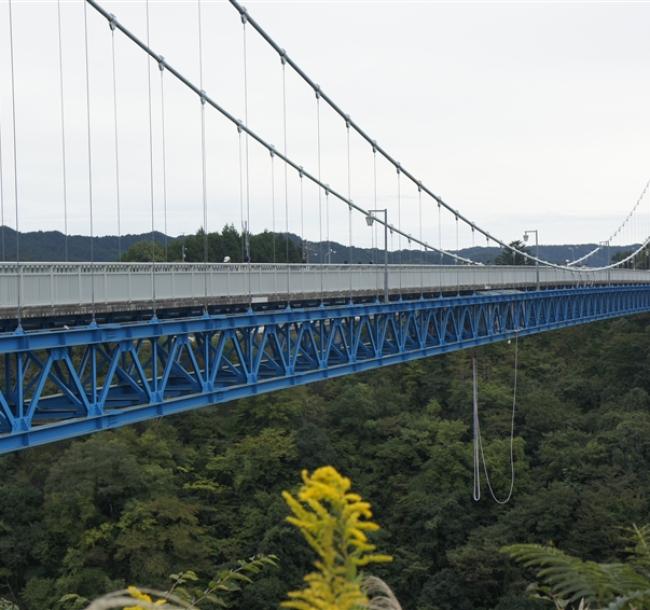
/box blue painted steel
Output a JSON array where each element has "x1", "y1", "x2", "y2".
[{"x1": 0, "y1": 284, "x2": 649, "y2": 453}]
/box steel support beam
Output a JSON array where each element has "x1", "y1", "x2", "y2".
[{"x1": 0, "y1": 285, "x2": 649, "y2": 453}]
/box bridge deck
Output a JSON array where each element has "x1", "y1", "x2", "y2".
[{"x1": 0, "y1": 263, "x2": 647, "y2": 321}]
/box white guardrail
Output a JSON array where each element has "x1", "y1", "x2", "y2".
[{"x1": 0, "y1": 263, "x2": 647, "y2": 311}]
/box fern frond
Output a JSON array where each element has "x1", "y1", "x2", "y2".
[
  {"x1": 502, "y1": 544, "x2": 650, "y2": 604},
  {"x1": 604, "y1": 588, "x2": 650, "y2": 610},
  {"x1": 626, "y1": 524, "x2": 650, "y2": 576}
]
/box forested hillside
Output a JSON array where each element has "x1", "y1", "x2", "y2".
[
  {"x1": 0, "y1": 225, "x2": 636, "y2": 266},
  {"x1": 1, "y1": 315, "x2": 650, "y2": 610}
]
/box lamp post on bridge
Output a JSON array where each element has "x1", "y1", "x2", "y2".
[
  {"x1": 366, "y1": 209, "x2": 389, "y2": 302},
  {"x1": 600, "y1": 239, "x2": 611, "y2": 284},
  {"x1": 523, "y1": 229, "x2": 540, "y2": 290}
]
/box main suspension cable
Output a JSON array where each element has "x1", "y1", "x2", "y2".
[
  {"x1": 84, "y1": 0, "x2": 649, "y2": 274},
  {"x1": 568, "y1": 178, "x2": 650, "y2": 267},
  {"x1": 226, "y1": 0, "x2": 650, "y2": 273},
  {"x1": 84, "y1": 0, "x2": 525, "y2": 269}
]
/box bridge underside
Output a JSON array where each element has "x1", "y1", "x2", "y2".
[{"x1": 0, "y1": 284, "x2": 649, "y2": 453}]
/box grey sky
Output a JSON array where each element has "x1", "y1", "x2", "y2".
[{"x1": 1, "y1": 0, "x2": 649, "y2": 252}]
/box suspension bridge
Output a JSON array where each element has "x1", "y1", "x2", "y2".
[{"x1": 0, "y1": 0, "x2": 649, "y2": 453}]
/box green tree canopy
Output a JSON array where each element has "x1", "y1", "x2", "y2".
[{"x1": 493, "y1": 240, "x2": 533, "y2": 265}]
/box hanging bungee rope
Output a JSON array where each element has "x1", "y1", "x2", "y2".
[{"x1": 471, "y1": 332, "x2": 519, "y2": 505}]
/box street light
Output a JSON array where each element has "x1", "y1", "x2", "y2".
[
  {"x1": 180, "y1": 233, "x2": 187, "y2": 262},
  {"x1": 600, "y1": 239, "x2": 611, "y2": 283},
  {"x1": 523, "y1": 229, "x2": 540, "y2": 290},
  {"x1": 366, "y1": 209, "x2": 389, "y2": 302}
]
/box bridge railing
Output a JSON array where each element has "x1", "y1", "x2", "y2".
[{"x1": 0, "y1": 263, "x2": 647, "y2": 315}]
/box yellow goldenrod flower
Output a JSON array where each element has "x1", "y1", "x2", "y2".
[
  {"x1": 282, "y1": 466, "x2": 392, "y2": 610},
  {"x1": 123, "y1": 586, "x2": 166, "y2": 610}
]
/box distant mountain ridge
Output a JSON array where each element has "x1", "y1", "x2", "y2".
[
  {"x1": 0, "y1": 226, "x2": 636, "y2": 267},
  {"x1": 0, "y1": 227, "x2": 169, "y2": 262}
]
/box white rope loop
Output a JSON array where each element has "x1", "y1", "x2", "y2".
[{"x1": 471, "y1": 334, "x2": 519, "y2": 505}]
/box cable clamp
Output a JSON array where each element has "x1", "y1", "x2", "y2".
[
  {"x1": 108, "y1": 13, "x2": 117, "y2": 32},
  {"x1": 396, "y1": 163, "x2": 401, "y2": 175},
  {"x1": 344, "y1": 114, "x2": 350, "y2": 129},
  {"x1": 200, "y1": 90, "x2": 207, "y2": 105},
  {"x1": 324, "y1": 185, "x2": 330, "y2": 197},
  {"x1": 417, "y1": 180, "x2": 422, "y2": 193},
  {"x1": 371, "y1": 140, "x2": 377, "y2": 154},
  {"x1": 236, "y1": 119, "x2": 244, "y2": 134},
  {"x1": 269, "y1": 145, "x2": 275, "y2": 158},
  {"x1": 280, "y1": 48, "x2": 287, "y2": 65},
  {"x1": 240, "y1": 7, "x2": 248, "y2": 25},
  {"x1": 298, "y1": 166, "x2": 304, "y2": 179},
  {"x1": 158, "y1": 55, "x2": 165, "y2": 72},
  {"x1": 315, "y1": 85, "x2": 321, "y2": 100}
]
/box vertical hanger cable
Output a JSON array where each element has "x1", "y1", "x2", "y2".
[
  {"x1": 0, "y1": 101, "x2": 5, "y2": 262},
  {"x1": 57, "y1": 0, "x2": 69, "y2": 262},
  {"x1": 159, "y1": 58, "x2": 168, "y2": 261},
  {"x1": 8, "y1": 0, "x2": 21, "y2": 323},
  {"x1": 110, "y1": 18, "x2": 122, "y2": 261},
  {"x1": 281, "y1": 56, "x2": 290, "y2": 297},
  {"x1": 198, "y1": 0, "x2": 209, "y2": 311},
  {"x1": 346, "y1": 118, "x2": 352, "y2": 296},
  {"x1": 316, "y1": 92, "x2": 323, "y2": 297},
  {"x1": 145, "y1": 0, "x2": 157, "y2": 315},
  {"x1": 242, "y1": 15, "x2": 252, "y2": 305},
  {"x1": 82, "y1": 0, "x2": 95, "y2": 320}
]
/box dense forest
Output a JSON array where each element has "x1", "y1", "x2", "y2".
[{"x1": 1, "y1": 310, "x2": 649, "y2": 609}]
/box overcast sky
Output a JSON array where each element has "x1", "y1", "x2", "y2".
[{"x1": 1, "y1": 0, "x2": 650, "y2": 251}]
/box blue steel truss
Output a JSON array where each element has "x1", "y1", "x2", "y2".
[{"x1": 0, "y1": 284, "x2": 649, "y2": 453}]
